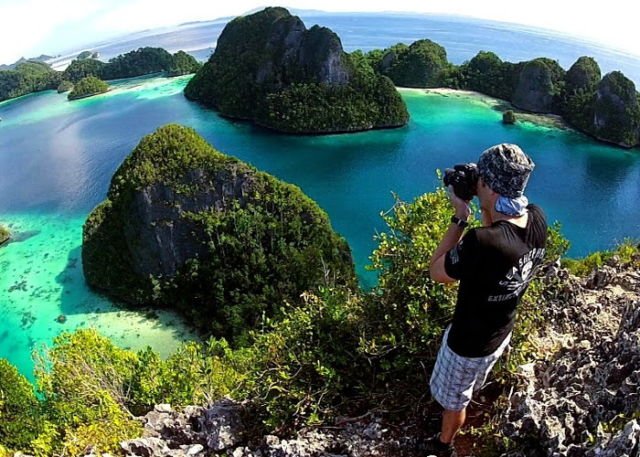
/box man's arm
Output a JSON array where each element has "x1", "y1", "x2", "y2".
[{"x1": 429, "y1": 188, "x2": 471, "y2": 283}]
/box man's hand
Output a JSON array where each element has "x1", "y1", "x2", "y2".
[{"x1": 448, "y1": 186, "x2": 471, "y2": 221}]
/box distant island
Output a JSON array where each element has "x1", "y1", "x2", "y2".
[
  {"x1": 0, "y1": 47, "x2": 201, "y2": 103},
  {"x1": 366, "y1": 44, "x2": 640, "y2": 148},
  {"x1": 184, "y1": 7, "x2": 409, "y2": 134},
  {"x1": 67, "y1": 76, "x2": 109, "y2": 100}
]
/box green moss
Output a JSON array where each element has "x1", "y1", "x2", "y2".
[
  {"x1": 83, "y1": 124, "x2": 355, "y2": 342},
  {"x1": 67, "y1": 76, "x2": 109, "y2": 100}
]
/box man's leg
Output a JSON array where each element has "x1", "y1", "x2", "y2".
[{"x1": 440, "y1": 407, "x2": 466, "y2": 443}]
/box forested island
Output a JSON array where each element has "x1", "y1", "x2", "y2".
[
  {"x1": 365, "y1": 43, "x2": 640, "y2": 148},
  {"x1": 67, "y1": 76, "x2": 109, "y2": 100},
  {"x1": 184, "y1": 7, "x2": 409, "y2": 134},
  {"x1": 82, "y1": 124, "x2": 355, "y2": 342},
  {"x1": 0, "y1": 47, "x2": 201, "y2": 103}
]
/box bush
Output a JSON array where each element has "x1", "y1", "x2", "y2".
[{"x1": 0, "y1": 359, "x2": 43, "y2": 450}]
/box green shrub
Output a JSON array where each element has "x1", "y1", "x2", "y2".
[
  {"x1": 562, "y1": 240, "x2": 639, "y2": 276},
  {"x1": 0, "y1": 359, "x2": 43, "y2": 449}
]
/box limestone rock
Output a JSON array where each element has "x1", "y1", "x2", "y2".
[
  {"x1": 591, "y1": 71, "x2": 640, "y2": 148},
  {"x1": 512, "y1": 58, "x2": 565, "y2": 113}
]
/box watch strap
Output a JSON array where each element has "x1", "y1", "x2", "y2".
[{"x1": 451, "y1": 215, "x2": 469, "y2": 228}]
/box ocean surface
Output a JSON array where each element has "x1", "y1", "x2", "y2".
[{"x1": 2, "y1": 14, "x2": 640, "y2": 379}]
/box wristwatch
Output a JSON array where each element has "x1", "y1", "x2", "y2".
[{"x1": 451, "y1": 215, "x2": 469, "y2": 228}]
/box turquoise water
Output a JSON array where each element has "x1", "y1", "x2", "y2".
[{"x1": 1, "y1": 75, "x2": 639, "y2": 380}]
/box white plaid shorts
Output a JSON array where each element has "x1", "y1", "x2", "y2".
[{"x1": 429, "y1": 325, "x2": 511, "y2": 411}]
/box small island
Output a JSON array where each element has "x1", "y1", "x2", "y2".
[
  {"x1": 184, "y1": 7, "x2": 409, "y2": 134},
  {"x1": 0, "y1": 225, "x2": 9, "y2": 246},
  {"x1": 82, "y1": 124, "x2": 355, "y2": 341},
  {"x1": 67, "y1": 76, "x2": 109, "y2": 100}
]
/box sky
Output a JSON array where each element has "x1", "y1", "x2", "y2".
[{"x1": 1, "y1": 0, "x2": 639, "y2": 65}]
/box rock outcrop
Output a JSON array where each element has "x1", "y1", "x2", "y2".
[
  {"x1": 504, "y1": 256, "x2": 640, "y2": 456},
  {"x1": 120, "y1": 402, "x2": 401, "y2": 457},
  {"x1": 184, "y1": 7, "x2": 408, "y2": 134},
  {"x1": 512, "y1": 58, "x2": 565, "y2": 113},
  {"x1": 0, "y1": 224, "x2": 9, "y2": 246},
  {"x1": 82, "y1": 124, "x2": 354, "y2": 340},
  {"x1": 591, "y1": 71, "x2": 640, "y2": 148}
]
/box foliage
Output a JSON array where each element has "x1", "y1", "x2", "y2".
[
  {"x1": 591, "y1": 71, "x2": 640, "y2": 147},
  {"x1": 0, "y1": 61, "x2": 60, "y2": 102},
  {"x1": 561, "y1": 57, "x2": 601, "y2": 131},
  {"x1": 83, "y1": 124, "x2": 355, "y2": 342},
  {"x1": 184, "y1": 7, "x2": 408, "y2": 133},
  {"x1": 101, "y1": 47, "x2": 175, "y2": 80},
  {"x1": 562, "y1": 239, "x2": 639, "y2": 276},
  {"x1": 168, "y1": 50, "x2": 202, "y2": 76},
  {"x1": 68, "y1": 76, "x2": 109, "y2": 100},
  {"x1": 62, "y1": 58, "x2": 106, "y2": 83},
  {"x1": 377, "y1": 39, "x2": 450, "y2": 88},
  {"x1": 0, "y1": 359, "x2": 43, "y2": 449},
  {"x1": 460, "y1": 51, "x2": 515, "y2": 100},
  {"x1": 511, "y1": 58, "x2": 566, "y2": 113}
]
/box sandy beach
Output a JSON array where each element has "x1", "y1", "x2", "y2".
[{"x1": 397, "y1": 87, "x2": 572, "y2": 131}]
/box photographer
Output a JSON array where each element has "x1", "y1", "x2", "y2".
[{"x1": 424, "y1": 143, "x2": 547, "y2": 456}]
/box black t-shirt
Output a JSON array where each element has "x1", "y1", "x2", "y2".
[{"x1": 444, "y1": 204, "x2": 547, "y2": 357}]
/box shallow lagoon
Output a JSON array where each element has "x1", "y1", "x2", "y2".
[{"x1": 1, "y1": 74, "x2": 639, "y2": 379}]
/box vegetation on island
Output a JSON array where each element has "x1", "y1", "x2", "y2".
[
  {"x1": 56, "y1": 80, "x2": 73, "y2": 93},
  {"x1": 0, "y1": 47, "x2": 200, "y2": 102},
  {"x1": 167, "y1": 50, "x2": 202, "y2": 76},
  {"x1": 82, "y1": 124, "x2": 355, "y2": 342},
  {"x1": 365, "y1": 40, "x2": 640, "y2": 148},
  {"x1": 367, "y1": 39, "x2": 451, "y2": 88},
  {"x1": 67, "y1": 76, "x2": 109, "y2": 100},
  {"x1": 76, "y1": 50, "x2": 98, "y2": 60},
  {"x1": 0, "y1": 225, "x2": 9, "y2": 245},
  {"x1": 5, "y1": 173, "x2": 623, "y2": 456},
  {"x1": 0, "y1": 61, "x2": 60, "y2": 102},
  {"x1": 184, "y1": 7, "x2": 408, "y2": 134}
]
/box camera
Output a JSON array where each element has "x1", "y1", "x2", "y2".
[{"x1": 443, "y1": 163, "x2": 479, "y2": 201}]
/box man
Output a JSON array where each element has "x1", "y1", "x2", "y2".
[{"x1": 425, "y1": 143, "x2": 547, "y2": 456}]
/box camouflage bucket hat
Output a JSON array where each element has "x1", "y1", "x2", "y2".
[{"x1": 477, "y1": 143, "x2": 535, "y2": 198}]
